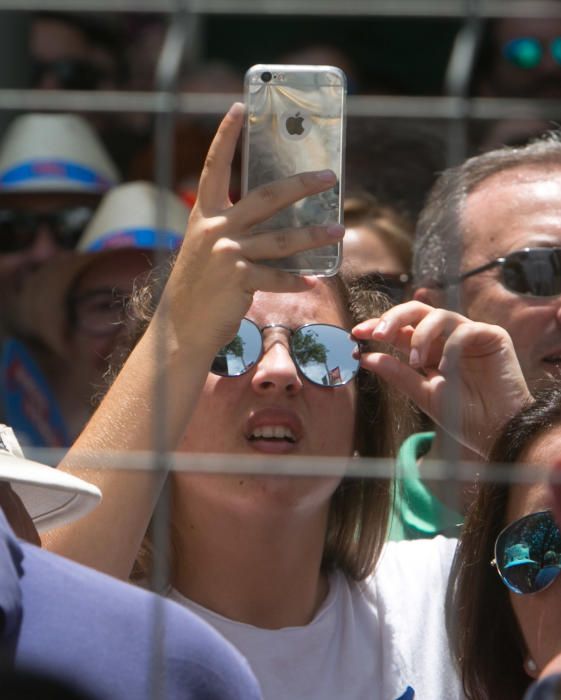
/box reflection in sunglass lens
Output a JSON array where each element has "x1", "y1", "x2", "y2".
[
  {"x1": 495, "y1": 511, "x2": 561, "y2": 594},
  {"x1": 293, "y1": 325, "x2": 358, "y2": 386},
  {"x1": 504, "y1": 37, "x2": 543, "y2": 69},
  {"x1": 211, "y1": 320, "x2": 359, "y2": 386},
  {"x1": 552, "y1": 37, "x2": 561, "y2": 65},
  {"x1": 503, "y1": 249, "x2": 561, "y2": 296},
  {"x1": 211, "y1": 319, "x2": 262, "y2": 376}
]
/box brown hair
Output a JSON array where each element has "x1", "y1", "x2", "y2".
[
  {"x1": 447, "y1": 387, "x2": 561, "y2": 700},
  {"x1": 120, "y1": 269, "x2": 416, "y2": 584}
]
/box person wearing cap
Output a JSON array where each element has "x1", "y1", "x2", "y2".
[
  {"x1": 0, "y1": 113, "x2": 119, "y2": 310},
  {"x1": 0, "y1": 424, "x2": 262, "y2": 700},
  {"x1": 3, "y1": 181, "x2": 188, "y2": 447}
]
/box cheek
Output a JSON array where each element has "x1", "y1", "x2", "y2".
[{"x1": 510, "y1": 577, "x2": 561, "y2": 669}]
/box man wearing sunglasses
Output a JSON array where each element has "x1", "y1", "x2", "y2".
[
  {"x1": 388, "y1": 132, "x2": 561, "y2": 540},
  {"x1": 0, "y1": 113, "x2": 119, "y2": 321}
]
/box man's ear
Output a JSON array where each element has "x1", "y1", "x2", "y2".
[{"x1": 412, "y1": 286, "x2": 444, "y2": 308}]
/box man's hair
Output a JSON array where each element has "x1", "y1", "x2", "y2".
[{"x1": 413, "y1": 131, "x2": 561, "y2": 289}]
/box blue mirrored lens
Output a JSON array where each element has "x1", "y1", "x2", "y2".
[
  {"x1": 496, "y1": 511, "x2": 561, "y2": 594},
  {"x1": 504, "y1": 37, "x2": 543, "y2": 69},
  {"x1": 551, "y1": 37, "x2": 561, "y2": 65}
]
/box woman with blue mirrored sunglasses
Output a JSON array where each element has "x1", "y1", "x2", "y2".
[{"x1": 451, "y1": 388, "x2": 561, "y2": 700}]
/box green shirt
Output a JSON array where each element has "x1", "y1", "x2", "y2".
[{"x1": 388, "y1": 432, "x2": 463, "y2": 540}]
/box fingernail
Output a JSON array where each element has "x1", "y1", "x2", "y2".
[
  {"x1": 326, "y1": 224, "x2": 345, "y2": 237},
  {"x1": 409, "y1": 348, "x2": 420, "y2": 367},
  {"x1": 374, "y1": 320, "x2": 387, "y2": 335},
  {"x1": 228, "y1": 102, "x2": 245, "y2": 117},
  {"x1": 316, "y1": 169, "x2": 336, "y2": 182},
  {"x1": 438, "y1": 356, "x2": 448, "y2": 374}
]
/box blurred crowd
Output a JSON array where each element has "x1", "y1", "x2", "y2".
[{"x1": 1, "y1": 9, "x2": 561, "y2": 700}]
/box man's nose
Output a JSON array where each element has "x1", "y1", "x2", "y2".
[
  {"x1": 27, "y1": 223, "x2": 66, "y2": 263},
  {"x1": 250, "y1": 341, "x2": 304, "y2": 395}
]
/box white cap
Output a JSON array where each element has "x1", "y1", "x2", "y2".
[
  {"x1": 0, "y1": 424, "x2": 101, "y2": 531},
  {"x1": 0, "y1": 113, "x2": 120, "y2": 194}
]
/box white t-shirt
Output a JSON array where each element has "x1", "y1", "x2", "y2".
[{"x1": 168, "y1": 536, "x2": 463, "y2": 700}]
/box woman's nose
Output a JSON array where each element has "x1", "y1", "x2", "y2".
[{"x1": 251, "y1": 341, "x2": 304, "y2": 395}]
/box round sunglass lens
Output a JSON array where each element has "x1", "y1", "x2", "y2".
[
  {"x1": 211, "y1": 318, "x2": 262, "y2": 376},
  {"x1": 551, "y1": 37, "x2": 561, "y2": 65},
  {"x1": 292, "y1": 325, "x2": 358, "y2": 386},
  {"x1": 497, "y1": 511, "x2": 561, "y2": 594},
  {"x1": 504, "y1": 37, "x2": 543, "y2": 69}
]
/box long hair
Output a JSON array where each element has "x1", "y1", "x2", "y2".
[
  {"x1": 114, "y1": 268, "x2": 417, "y2": 584},
  {"x1": 447, "y1": 387, "x2": 561, "y2": 700}
]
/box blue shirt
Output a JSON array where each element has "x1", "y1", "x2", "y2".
[{"x1": 0, "y1": 509, "x2": 262, "y2": 700}]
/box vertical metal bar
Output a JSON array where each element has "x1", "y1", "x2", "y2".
[
  {"x1": 149, "y1": 4, "x2": 195, "y2": 698},
  {"x1": 440, "y1": 0, "x2": 483, "y2": 536}
]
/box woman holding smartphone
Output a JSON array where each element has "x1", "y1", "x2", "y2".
[{"x1": 44, "y1": 104, "x2": 531, "y2": 700}]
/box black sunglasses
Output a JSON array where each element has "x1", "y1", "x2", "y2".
[
  {"x1": 439, "y1": 248, "x2": 561, "y2": 297},
  {"x1": 491, "y1": 510, "x2": 561, "y2": 595},
  {"x1": 0, "y1": 207, "x2": 94, "y2": 253},
  {"x1": 211, "y1": 318, "x2": 361, "y2": 387},
  {"x1": 31, "y1": 59, "x2": 107, "y2": 91}
]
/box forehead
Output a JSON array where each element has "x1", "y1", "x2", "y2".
[
  {"x1": 462, "y1": 166, "x2": 561, "y2": 257},
  {"x1": 506, "y1": 426, "x2": 561, "y2": 521},
  {"x1": 249, "y1": 282, "x2": 349, "y2": 329}
]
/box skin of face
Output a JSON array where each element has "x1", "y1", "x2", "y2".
[
  {"x1": 342, "y1": 224, "x2": 406, "y2": 277},
  {"x1": 0, "y1": 191, "x2": 100, "y2": 294},
  {"x1": 172, "y1": 282, "x2": 357, "y2": 518},
  {"x1": 68, "y1": 249, "x2": 152, "y2": 374},
  {"x1": 506, "y1": 425, "x2": 561, "y2": 677},
  {"x1": 454, "y1": 165, "x2": 561, "y2": 390}
]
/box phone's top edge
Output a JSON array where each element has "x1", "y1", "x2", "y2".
[{"x1": 244, "y1": 64, "x2": 347, "y2": 88}]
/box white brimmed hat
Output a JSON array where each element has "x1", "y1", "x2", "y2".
[
  {"x1": 0, "y1": 113, "x2": 119, "y2": 194},
  {"x1": 0, "y1": 424, "x2": 101, "y2": 531},
  {"x1": 11, "y1": 181, "x2": 189, "y2": 357}
]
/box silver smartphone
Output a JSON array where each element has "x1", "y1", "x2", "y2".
[{"x1": 242, "y1": 64, "x2": 346, "y2": 276}]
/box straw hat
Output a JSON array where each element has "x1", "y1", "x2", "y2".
[
  {"x1": 12, "y1": 181, "x2": 189, "y2": 357},
  {"x1": 0, "y1": 113, "x2": 119, "y2": 194},
  {"x1": 0, "y1": 424, "x2": 101, "y2": 531}
]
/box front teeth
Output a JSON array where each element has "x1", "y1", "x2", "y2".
[{"x1": 251, "y1": 426, "x2": 295, "y2": 441}]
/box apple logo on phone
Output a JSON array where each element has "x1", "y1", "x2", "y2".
[{"x1": 280, "y1": 110, "x2": 311, "y2": 141}]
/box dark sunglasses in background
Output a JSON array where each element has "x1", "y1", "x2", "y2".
[
  {"x1": 503, "y1": 37, "x2": 561, "y2": 70},
  {"x1": 437, "y1": 248, "x2": 561, "y2": 297},
  {"x1": 355, "y1": 272, "x2": 411, "y2": 304},
  {"x1": 31, "y1": 59, "x2": 108, "y2": 91},
  {"x1": 211, "y1": 318, "x2": 362, "y2": 387},
  {"x1": 0, "y1": 207, "x2": 94, "y2": 253},
  {"x1": 491, "y1": 510, "x2": 561, "y2": 595}
]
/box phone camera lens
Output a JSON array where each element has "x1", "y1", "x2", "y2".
[{"x1": 261, "y1": 71, "x2": 272, "y2": 83}]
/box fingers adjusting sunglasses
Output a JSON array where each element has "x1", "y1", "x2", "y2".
[
  {"x1": 436, "y1": 248, "x2": 561, "y2": 297},
  {"x1": 491, "y1": 510, "x2": 561, "y2": 595},
  {"x1": 211, "y1": 318, "x2": 362, "y2": 387}
]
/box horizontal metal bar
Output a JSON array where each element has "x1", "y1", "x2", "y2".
[
  {"x1": 2, "y1": 0, "x2": 561, "y2": 17},
  {"x1": 1, "y1": 88, "x2": 561, "y2": 121}
]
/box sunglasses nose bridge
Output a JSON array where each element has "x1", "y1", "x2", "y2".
[{"x1": 251, "y1": 335, "x2": 303, "y2": 394}]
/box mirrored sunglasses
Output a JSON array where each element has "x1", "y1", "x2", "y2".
[
  {"x1": 503, "y1": 37, "x2": 561, "y2": 69},
  {"x1": 492, "y1": 510, "x2": 561, "y2": 595},
  {"x1": 0, "y1": 207, "x2": 94, "y2": 253},
  {"x1": 211, "y1": 318, "x2": 361, "y2": 387},
  {"x1": 441, "y1": 248, "x2": 561, "y2": 297}
]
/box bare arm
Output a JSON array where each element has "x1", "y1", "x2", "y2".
[{"x1": 43, "y1": 103, "x2": 344, "y2": 578}]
